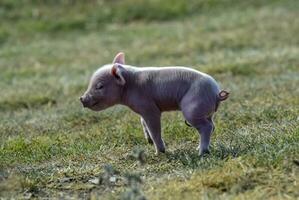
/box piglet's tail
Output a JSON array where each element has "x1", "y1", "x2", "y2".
[
  {"x1": 214, "y1": 90, "x2": 229, "y2": 112},
  {"x1": 218, "y1": 90, "x2": 230, "y2": 101}
]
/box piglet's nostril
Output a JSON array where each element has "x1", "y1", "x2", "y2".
[{"x1": 80, "y1": 96, "x2": 87, "y2": 107}]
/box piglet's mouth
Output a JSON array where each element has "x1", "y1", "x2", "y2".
[{"x1": 90, "y1": 101, "x2": 100, "y2": 107}]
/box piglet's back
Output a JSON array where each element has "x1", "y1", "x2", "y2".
[{"x1": 131, "y1": 66, "x2": 218, "y2": 111}]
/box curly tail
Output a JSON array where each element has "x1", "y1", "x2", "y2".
[
  {"x1": 218, "y1": 90, "x2": 230, "y2": 101},
  {"x1": 215, "y1": 90, "x2": 230, "y2": 112}
]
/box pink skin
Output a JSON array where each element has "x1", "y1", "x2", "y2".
[{"x1": 80, "y1": 52, "x2": 229, "y2": 155}]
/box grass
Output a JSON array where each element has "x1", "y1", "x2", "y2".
[{"x1": 0, "y1": 0, "x2": 299, "y2": 199}]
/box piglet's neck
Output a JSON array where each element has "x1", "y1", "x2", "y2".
[{"x1": 118, "y1": 69, "x2": 138, "y2": 109}]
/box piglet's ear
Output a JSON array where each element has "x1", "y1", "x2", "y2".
[
  {"x1": 112, "y1": 52, "x2": 125, "y2": 65},
  {"x1": 111, "y1": 64, "x2": 126, "y2": 85}
]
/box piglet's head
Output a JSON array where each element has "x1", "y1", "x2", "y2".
[{"x1": 80, "y1": 52, "x2": 127, "y2": 111}]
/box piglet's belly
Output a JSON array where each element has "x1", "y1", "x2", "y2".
[{"x1": 155, "y1": 100, "x2": 180, "y2": 112}]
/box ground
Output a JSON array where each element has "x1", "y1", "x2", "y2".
[{"x1": 0, "y1": 0, "x2": 298, "y2": 199}]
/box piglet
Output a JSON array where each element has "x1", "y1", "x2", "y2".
[{"x1": 80, "y1": 52, "x2": 229, "y2": 155}]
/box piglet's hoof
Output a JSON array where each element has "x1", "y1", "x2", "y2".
[
  {"x1": 147, "y1": 138, "x2": 153, "y2": 145},
  {"x1": 155, "y1": 149, "x2": 166, "y2": 155},
  {"x1": 199, "y1": 149, "x2": 210, "y2": 157}
]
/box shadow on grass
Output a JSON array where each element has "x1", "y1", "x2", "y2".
[
  {"x1": 160, "y1": 125, "x2": 285, "y2": 170},
  {"x1": 164, "y1": 144, "x2": 246, "y2": 170}
]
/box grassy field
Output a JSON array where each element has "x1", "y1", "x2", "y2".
[{"x1": 0, "y1": 0, "x2": 299, "y2": 199}]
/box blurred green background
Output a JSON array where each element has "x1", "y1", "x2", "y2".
[{"x1": 0, "y1": 0, "x2": 298, "y2": 199}]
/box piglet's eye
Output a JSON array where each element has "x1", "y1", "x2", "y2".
[{"x1": 96, "y1": 85, "x2": 103, "y2": 90}]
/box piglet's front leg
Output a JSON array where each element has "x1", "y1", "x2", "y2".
[
  {"x1": 140, "y1": 117, "x2": 153, "y2": 144},
  {"x1": 140, "y1": 112, "x2": 165, "y2": 154}
]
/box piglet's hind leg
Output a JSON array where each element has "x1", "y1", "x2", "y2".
[
  {"x1": 182, "y1": 106, "x2": 214, "y2": 155},
  {"x1": 196, "y1": 119, "x2": 214, "y2": 155}
]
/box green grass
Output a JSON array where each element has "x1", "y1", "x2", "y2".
[{"x1": 0, "y1": 0, "x2": 299, "y2": 199}]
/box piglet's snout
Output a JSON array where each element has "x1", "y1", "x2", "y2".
[{"x1": 80, "y1": 95, "x2": 91, "y2": 107}]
